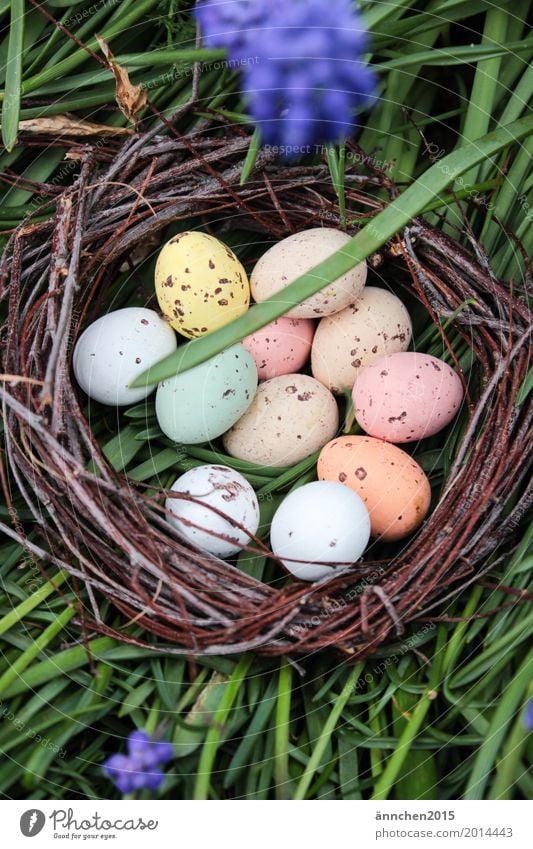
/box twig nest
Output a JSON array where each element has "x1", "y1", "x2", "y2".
[{"x1": 1, "y1": 124, "x2": 529, "y2": 657}]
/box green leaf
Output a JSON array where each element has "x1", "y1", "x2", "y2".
[
  {"x1": 294, "y1": 664, "x2": 363, "y2": 800},
  {"x1": 193, "y1": 656, "x2": 251, "y2": 799},
  {"x1": 1, "y1": 0, "x2": 24, "y2": 152},
  {"x1": 131, "y1": 114, "x2": 533, "y2": 388},
  {"x1": 240, "y1": 126, "x2": 262, "y2": 186},
  {"x1": 516, "y1": 366, "x2": 533, "y2": 407},
  {"x1": 464, "y1": 650, "x2": 533, "y2": 799}
]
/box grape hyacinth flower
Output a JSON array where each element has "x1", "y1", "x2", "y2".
[
  {"x1": 194, "y1": 0, "x2": 284, "y2": 59},
  {"x1": 525, "y1": 698, "x2": 533, "y2": 731},
  {"x1": 103, "y1": 730, "x2": 174, "y2": 794},
  {"x1": 194, "y1": 0, "x2": 376, "y2": 151}
]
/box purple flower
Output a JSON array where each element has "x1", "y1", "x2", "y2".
[
  {"x1": 103, "y1": 730, "x2": 174, "y2": 795},
  {"x1": 525, "y1": 698, "x2": 533, "y2": 731},
  {"x1": 194, "y1": 0, "x2": 376, "y2": 150},
  {"x1": 195, "y1": 0, "x2": 284, "y2": 58}
]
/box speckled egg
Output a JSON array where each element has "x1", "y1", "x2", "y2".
[
  {"x1": 155, "y1": 231, "x2": 249, "y2": 338},
  {"x1": 250, "y1": 228, "x2": 367, "y2": 319},
  {"x1": 353, "y1": 352, "x2": 464, "y2": 443},
  {"x1": 311, "y1": 287, "x2": 412, "y2": 393},
  {"x1": 317, "y1": 435, "x2": 431, "y2": 541},
  {"x1": 156, "y1": 344, "x2": 257, "y2": 444},
  {"x1": 73, "y1": 307, "x2": 177, "y2": 406},
  {"x1": 270, "y1": 481, "x2": 371, "y2": 582},
  {"x1": 242, "y1": 316, "x2": 315, "y2": 380},
  {"x1": 165, "y1": 464, "x2": 260, "y2": 558},
  {"x1": 223, "y1": 374, "x2": 339, "y2": 468}
]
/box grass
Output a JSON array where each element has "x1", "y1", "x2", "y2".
[{"x1": 0, "y1": 0, "x2": 532, "y2": 800}]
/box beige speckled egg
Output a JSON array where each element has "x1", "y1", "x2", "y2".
[
  {"x1": 223, "y1": 374, "x2": 339, "y2": 468},
  {"x1": 250, "y1": 228, "x2": 367, "y2": 319},
  {"x1": 155, "y1": 231, "x2": 249, "y2": 338},
  {"x1": 318, "y1": 435, "x2": 431, "y2": 541},
  {"x1": 311, "y1": 287, "x2": 412, "y2": 393}
]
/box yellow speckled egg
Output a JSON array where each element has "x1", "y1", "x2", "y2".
[{"x1": 155, "y1": 231, "x2": 250, "y2": 338}]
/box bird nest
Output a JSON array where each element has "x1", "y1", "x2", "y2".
[{"x1": 1, "y1": 120, "x2": 531, "y2": 658}]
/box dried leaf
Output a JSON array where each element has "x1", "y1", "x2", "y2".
[
  {"x1": 96, "y1": 34, "x2": 148, "y2": 124},
  {"x1": 16, "y1": 115, "x2": 133, "y2": 137}
]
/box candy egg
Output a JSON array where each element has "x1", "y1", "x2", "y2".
[
  {"x1": 250, "y1": 228, "x2": 367, "y2": 318},
  {"x1": 156, "y1": 344, "x2": 257, "y2": 444},
  {"x1": 73, "y1": 307, "x2": 177, "y2": 406},
  {"x1": 242, "y1": 316, "x2": 315, "y2": 380},
  {"x1": 165, "y1": 464, "x2": 260, "y2": 558},
  {"x1": 270, "y1": 481, "x2": 370, "y2": 582},
  {"x1": 155, "y1": 231, "x2": 249, "y2": 338},
  {"x1": 318, "y1": 436, "x2": 431, "y2": 541},
  {"x1": 353, "y1": 352, "x2": 464, "y2": 443},
  {"x1": 311, "y1": 287, "x2": 412, "y2": 393},
  {"x1": 223, "y1": 374, "x2": 339, "y2": 468}
]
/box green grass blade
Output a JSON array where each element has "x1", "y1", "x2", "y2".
[
  {"x1": 0, "y1": 572, "x2": 68, "y2": 637},
  {"x1": 0, "y1": 606, "x2": 74, "y2": 695},
  {"x1": 193, "y1": 656, "x2": 251, "y2": 800},
  {"x1": 294, "y1": 664, "x2": 363, "y2": 800},
  {"x1": 371, "y1": 627, "x2": 446, "y2": 801},
  {"x1": 464, "y1": 650, "x2": 533, "y2": 799},
  {"x1": 274, "y1": 660, "x2": 292, "y2": 799},
  {"x1": 239, "y1": 126, "x2": 262, "y2": 186},
  {"x1": 1, "y1": 0, "x2": 25, "y2": 152}
]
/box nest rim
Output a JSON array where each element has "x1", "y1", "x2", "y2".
[{"x1": 1, "y1": 122, "x2": 531, "y2": 659}]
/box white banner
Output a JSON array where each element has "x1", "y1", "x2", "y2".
[{"x1": 2, "y1": 800, "x2": 531, "y2": 848}]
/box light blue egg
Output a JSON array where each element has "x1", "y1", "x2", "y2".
[{"x1": 155, "y1": 343, "x2": 258, "y2": 444}]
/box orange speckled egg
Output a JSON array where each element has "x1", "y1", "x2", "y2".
[{"x1": 317, "y1": 435, "x2": 431, "y2": 541}]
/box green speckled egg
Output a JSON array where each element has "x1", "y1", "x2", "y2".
[
  {"x1": 155, "y1": 231, "x2": 250, "y2": 339},
  {"x1": 155, "y1": 344, "x2": 258, "y2": 444}
]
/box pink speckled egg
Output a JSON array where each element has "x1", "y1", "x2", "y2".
[
  {"x1": 353, "y1": 352, "x2": 464, "y2": 443},
  {"x1": 242, "y1": 317, "x2": 314, "y2": 380}
]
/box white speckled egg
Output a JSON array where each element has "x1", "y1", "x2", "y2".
[
  {"x1": 242, "y1": 316, "x2": 315, "y2": 380},
  {"x1": 250, "y1": 228, "x2": 367, "y2": 318},
  {"x1": 156, "y1": 344, "x2": 257, "y2": 444},
  {"x1": 270, "y1": 481, "x2": 371, "y2": 582},
  {"x1": 73, "y1": 307, "x2": 177, "y2": 406},
  {"x1": 222, "y1": 373, "x2": 339, "y2": 468},
  {"x1": 155, "y1": 231, "x2": 249, "y2": 338},
  {"x1": 165, "y1": 464, "x2": 260, "y2": 558},
  {"x1": 311, "y1": 287, "x2": 412, "y2": 393}
]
